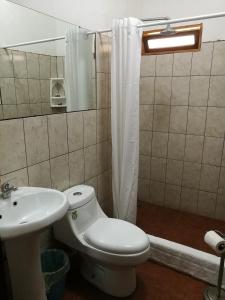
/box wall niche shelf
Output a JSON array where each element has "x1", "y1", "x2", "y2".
[{"x1": 50, "y1": 78, "x2": 66, "y2": 108}]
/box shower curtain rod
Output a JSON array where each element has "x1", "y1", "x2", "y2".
[
  {"x1": 1, "y1": 16, "x2": 169, "y2": 49},
  {"x1": 1, "y1": 36, "x2": 66, "y2": 49},
  {"x1": 2, "y1": 12, "x2": 225, "y2": 49},
  {"x1": 89, "y1": 11, "x2": 225, "y2": 34}
]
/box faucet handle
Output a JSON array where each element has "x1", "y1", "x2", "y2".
[
  {"x1": 1, "y1": 178, "x2": 17, "y2": 191},
  {"x1": 0, "y1": 178, "x2": 18, "y2": 199}
]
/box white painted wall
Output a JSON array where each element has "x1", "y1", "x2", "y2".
[
  {"x1": 8, "y1": 0, "x2": 139, "y2": 30},
  {"x1": 0, "y1": 0, "x2": 69, "y2": 55},
  {"x1": 6, "y1": 0, "x2": 225, "y2": 42}
]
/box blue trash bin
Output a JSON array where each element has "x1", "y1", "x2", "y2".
[{"x1": 41, "y1": 249, "x2": 70, "y2": 300}]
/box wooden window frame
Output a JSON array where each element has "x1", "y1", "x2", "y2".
[{"x1": 142, "y1": 23, "x2": 203, "y2": 55}]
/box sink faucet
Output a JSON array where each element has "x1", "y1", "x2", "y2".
[{"x1": 1, "y1": 181, "x2": 18, "y2": 199}]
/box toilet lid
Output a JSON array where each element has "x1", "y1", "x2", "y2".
[{"x1": 84, "y1": 218, "x2": 150, "y2": 254}]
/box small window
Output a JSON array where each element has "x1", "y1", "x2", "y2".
[{"x1": 142, "y1": 23, "x2": 203, "y2": 55}]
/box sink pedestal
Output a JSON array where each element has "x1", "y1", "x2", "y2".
[
  {"x1": 0, "y1": 187, "x2": 68, "y2": 300},
  {"x1": 5, "y1": 233, "x2": 47, "y2": 300}
]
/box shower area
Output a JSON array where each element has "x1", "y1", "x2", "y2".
[{"x1": 139, "y1": 39, "x2": 225, "y2": 218}]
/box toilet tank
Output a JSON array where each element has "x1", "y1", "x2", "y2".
[
  {"x1": 65, "y1": 185, "x2": 103, "y2": 234},
  {"x1": 54, "y1": 185, "x2": 105, "y2": 248}
]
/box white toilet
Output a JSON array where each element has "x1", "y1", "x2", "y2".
[{"x1": 53, "y1": 185, "x2": 150, "y2": 297}]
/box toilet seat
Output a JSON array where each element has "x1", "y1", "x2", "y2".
[{"x1": 84, "y1": 218, "x2": 149, "y2": 254}]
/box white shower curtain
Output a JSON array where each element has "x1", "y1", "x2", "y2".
[
  {"x1": 65, "y1": 25, "x2": 92, "y2": 111},
  {"x1": 111, "y1": 18, "x2": 143, "y2": 224}
]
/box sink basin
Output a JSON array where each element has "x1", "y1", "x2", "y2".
[
  {"x1": 0, "y1": 187, "x2": 68, "y2": 239},
  {"x1": 0, "y1": 187, "x2": 69, "y2": 300}
]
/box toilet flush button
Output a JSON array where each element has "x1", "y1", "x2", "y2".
[{"x1": 73, "y1": 192, "x2": 82, "y2": 196}]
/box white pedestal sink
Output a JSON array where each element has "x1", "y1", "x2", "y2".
[{"x1": 0, "y1": 187, "x2": 68, "y2": 300}]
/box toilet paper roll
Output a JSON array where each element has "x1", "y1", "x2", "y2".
[{"x1": 204, "y1": 230, "x2": 225, "y2": 254}]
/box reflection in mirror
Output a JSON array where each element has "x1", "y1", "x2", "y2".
[
  {"x1": 0, "y1": 0, "x2": 96, "y2": 120},
  {"x1": 65, "y1": 26, "x2": 96, "y2": 111}
]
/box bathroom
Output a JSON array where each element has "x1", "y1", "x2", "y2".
[{"x1": 1, "y1": 0, "x2": 225, "y2": 299}]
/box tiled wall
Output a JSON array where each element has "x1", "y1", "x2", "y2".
[
  {"x1": 0, "y1": 35, "x2": 112, "y2": 247},
  {"x1": 138, "y1": 41, "x2": 225, "y2": 221},
  {"x1": 0, "y1": 111, "x2": 111, "y2": 207},
  {"x1": 0, "y1": 49, "x2": 65, "y2": 119},
  {"x1": 6, "y1": 36, "x2": 225, "y2": 229}
]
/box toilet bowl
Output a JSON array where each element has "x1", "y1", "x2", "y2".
[{"x1": 53, "y1": 185, "x2": 150, "y2": 297}]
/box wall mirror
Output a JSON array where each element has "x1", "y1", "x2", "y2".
[{"x1": 0, "y1": 0, "x2": 96, "y2": 120}]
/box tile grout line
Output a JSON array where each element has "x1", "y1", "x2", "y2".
[
  {"x1": 23, "y1": 52, "x2": 31, "y2": 117},
  {"x1": 21, "y1": 117, "x2": 29, "y2": 186},
  {"x1": 63, "y1": 112, "x2": 70, "y2": 189},
  {"x1": 46, "y1": 114, "x2": 53, "y2": 188},
  {"x1": 164, "y1": 53, "x2": 174, "y2": 207},
  {"x1": 140, "y1": 128, "x2": 225, "y2": 139},
  {"x1": 144, "y1": 178, "x2": 220, "y2": 195},
  {"x1": 197, "y1": 42, "x2": 215, "y2": 216},
  {"x1": 11, "y1": 50, "x2": 19, "y2": 117},
  {"x1": 1, "y1": 50, "x2": 18, "y2": 119},
  {"x1": 1, "y1": 136, "x2": 108, "y2": 176},
  {"x1": 148, "y1": 55, "x2": 157, "y2": 204},
  {"x1": 179, "y1": 52, "x2": 193, "y2": 211},
  {"x1": 141, "y1": 102, "x2": 225, "y2": 109}
]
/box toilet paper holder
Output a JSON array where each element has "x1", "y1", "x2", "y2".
[{"x1": 204, "y1": 230, "x2": 225, "y2": 300}]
